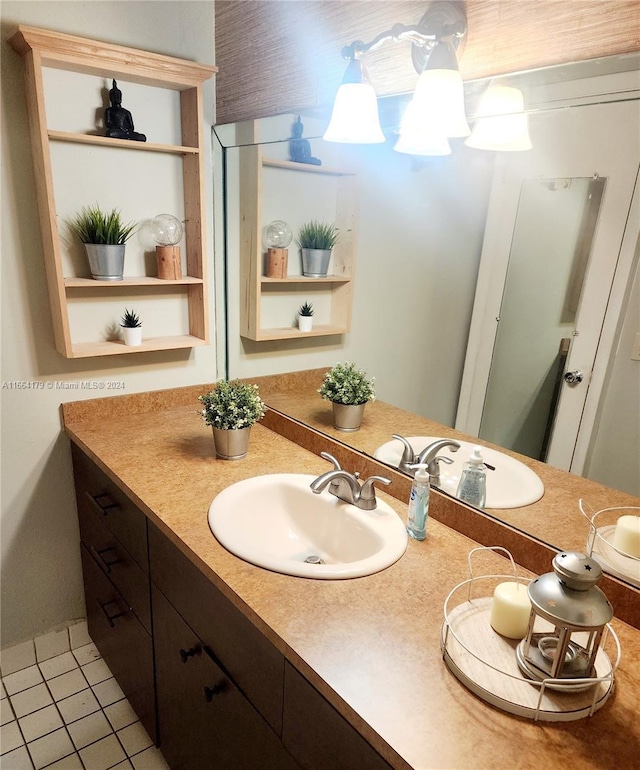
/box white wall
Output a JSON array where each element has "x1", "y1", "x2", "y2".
[{"x1": 1, "y1": 2, "x2": 217, "y2": 647}]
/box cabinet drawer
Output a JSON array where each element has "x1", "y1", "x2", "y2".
[
  {"x1": 149, "y1": 522, "x2": 285, "y2": 735},
  {"x1": 78, "y1": 501, "x2": 151, "y2": 634},
  {"x1": 72, "y1": 444, "x2": 148, "y2": 573},
  {"x1": 153, "y1": 584, "x2": 299, "y2": 770},
  {"x1": 81, "y1": 544, "x2": 156, "y2": 744},
  {"x1": 283, "y1": 663, "x2": 393, "y2": 770}
]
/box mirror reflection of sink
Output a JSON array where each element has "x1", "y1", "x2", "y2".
[
  {"x1": 208, "y1": 474, "x2": 408, "y2": 579},
  {"x1": 373, "y1": 437, "x2": 544, "y2": 509}
]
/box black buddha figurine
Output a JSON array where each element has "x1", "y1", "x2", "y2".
[
  {"x1": 289, "y1": 116, "x2": 321, "y2": 165},
  {"x1": 105, "y1": 79, "x2": 146, "y2": 142}
]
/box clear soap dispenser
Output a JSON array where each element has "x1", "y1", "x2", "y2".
[
  {"x1": 407, "y1": 463, "x2": 430, "y2": 541},
  {"x1": 456, "y1": 446, "x2": 487, "y2": 507}
]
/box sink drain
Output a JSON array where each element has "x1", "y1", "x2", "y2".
[{"x1": 303, "y1": 555, "x2": 325, "y2": 565}]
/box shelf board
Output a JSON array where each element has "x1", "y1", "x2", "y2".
[
  {"x1": 70, "y1": 334, "x2": 207, "y2": 358},
  {"x1": 65, "y1": 276, "x2": 204, "y2": 289},
  {"x1": 49, "y1": 130, "x2": 199, "y2": 155},
  {"x1": 245, "y1": 324, "x2": 348, "y2": 342},
  {"x1": 262, "y1": 158, "x2": 356, "y2": 176},
  {"x1": 260, "y1": 275, "x2": 351, "y2": 285}
]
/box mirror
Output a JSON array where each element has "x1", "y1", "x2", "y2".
[{"x1": 216, "y1": 54, "x2": 640, "y2": 588}]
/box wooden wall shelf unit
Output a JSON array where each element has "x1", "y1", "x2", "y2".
[
  {"x1": 9, "y1": 25, "x2": 217, "y2": 358},
  {"x1": 239, "y1": 146, "x2": 358, "y2": 342}
]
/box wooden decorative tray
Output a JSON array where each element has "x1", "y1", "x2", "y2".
[{"x1": 441, "y1": 550, "x2": 620, "y2": 723}]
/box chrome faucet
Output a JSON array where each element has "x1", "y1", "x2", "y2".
[
  {"x1": 392, "y1": 435, "x2": 461, "y2": 487},
  {"x1": 310, "y1": 452, "x2": 390, "y2": 511}
]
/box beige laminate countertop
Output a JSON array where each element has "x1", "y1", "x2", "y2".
[{"x1": 64, "y1": 395, "x2": 640, "y2": 770}]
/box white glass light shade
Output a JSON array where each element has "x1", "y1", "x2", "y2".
[
  {"x1": 395, "y1": 99, "x2": 451, "y2": 156},
  {"x1": 151, "y1": 214, "x2": 183, "y2": 246},
  {"x1": 465, "y1": 86, "x2": 532, "y2": 151},
  {"x1": 323, "y1": 83, "x2": 385, "y2": 143},
  {"x1": 410, "y1": 69, "x2": 470, "y2": 138}
]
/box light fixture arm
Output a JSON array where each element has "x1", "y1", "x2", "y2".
[
  {"x1": 340, "y1": 1, "x2": 467, "y2": 74},
  {"x1": 341, "y1": 18, "x2": 465, "y2": 62}
]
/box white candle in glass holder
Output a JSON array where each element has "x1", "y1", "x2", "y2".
[
  {"x1": 613, "y1": 515, "x2": 640, "y2": 558},
  {"x1": 490, "y1": 581, "x2": 532, "y2": 639}
]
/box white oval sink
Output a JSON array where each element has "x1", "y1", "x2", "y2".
[
  {"x1": 373, "y1": 437, "x2": 544, "y2": 509},
  {"x1": 208, "y1": 474, "x2": 408, "y2": 579}
]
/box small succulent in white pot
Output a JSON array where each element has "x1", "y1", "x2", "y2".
[
  {"x1": 120, "y1": 308, "x2": 142, "y2": 346},
  {"x1": 318, "y1": 362, "x2": 375, "y2": 432},
  {"x1": 297, "y1": 301, "x2": 314, "y2": 332},
  {"x1": 199, "y1": 380, "x2": 266, "y2": 459}
]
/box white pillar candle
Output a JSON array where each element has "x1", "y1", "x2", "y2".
[
  {"x1": 613, "y1": 515, "x2": 640, "y2": 558},
  {"x1": 490, "y1": 581, "x2": 532, "y2": 639}
]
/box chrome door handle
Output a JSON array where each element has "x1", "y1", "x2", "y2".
[{"x1": 563, "y1": 370, "x2": 584, "y2": 385}]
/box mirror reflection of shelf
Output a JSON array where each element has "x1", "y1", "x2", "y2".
[
  {"x1": 260, "y1": 276, "x2": 350, "y2": 284},
  {"x1": 239, "y1": 145, "x2": 358, "y2": 342},
  {"x1": 252, "y1": 325, "x2": 349, "y2": 342}
]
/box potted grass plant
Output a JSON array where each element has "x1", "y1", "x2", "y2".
[
  {"x1": 297, "y1": 301, "x2": 314, "y2": 332},
  {"x1": 68, "y1": 205, "x2": 137, "y2": 281},
  {"x1": 318, "y1": 362, "x2": 375, "y2": 432},
  {"x1": 120, "y1": 308, "x2": 142, "y2": 346},
  {"x1": 199, "y1": 379, "x2": 266, "y2": 459},
  {"x1": 297, "y1": 220, "x2": 339, "y2": 277}
]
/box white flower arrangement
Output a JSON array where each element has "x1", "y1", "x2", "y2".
[
  {"x1": 318, "y1": 362, "x2": 375, "y2": 406},
  {"x1": 199, "y1": 379, "x2": 266, "y2": 430}
]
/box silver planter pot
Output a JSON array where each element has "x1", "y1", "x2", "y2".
[
  {"x1": 301, "y1": 248, "x2": 331, "y2": 277},
  {"x1": 332, "y1": 402, "x2": 365, "y2": 432},
  {"x1": 85, "y1": 243, "x2": 125, "y2": 281},
  {"x1": 212, "y1": 426, "x2": 251, "y2": 459}
]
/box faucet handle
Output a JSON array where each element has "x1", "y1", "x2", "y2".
[
  {"x1": 392, "y1": 434, "x2": 416, "y2": 472},
  {"x1": 360, "y1": 475, "x2": 391, "y2": 503},
  {"x1": 320, "y1": 452, "x2": 342, "y2": 470}
]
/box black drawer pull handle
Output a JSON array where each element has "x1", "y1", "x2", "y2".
[
  {"x1": 98, "y1": 599, "x2": 128, "y2": 628},
  {"x1": 88, "y1": 492, "x2": 120, "y2": 516},
  {"x1": 94, "y1": 546, "x2": 122, "y2": 573},
  {"x1": 203, "y1": 682, "x2": 227, "y2": 702},
  {"x1": 179, "y1": 646, "x2": 200, "y2": 663}
]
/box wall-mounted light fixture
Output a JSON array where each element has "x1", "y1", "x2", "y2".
[
  {"x1": 324, "y1": 1, "x2": 468, "y2": 148},
  {"x1": 324, "y1": 1, "x2": 531, "y2": 155}
]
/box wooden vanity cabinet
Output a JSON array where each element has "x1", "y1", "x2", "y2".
[
  {"x1": 148, "y1": 521, "x2": 285, "y2": 734},
  {"x1": 283, "y1": 664, "x2": 394, "y2": 770},
  {"x1": 152, "y1": 583, "x2": 299, "y2": 770},
  {"x1": 72, "y1": 445, "x2": 396, "y2": 769},
  {"x1": 72, "y1": 445, "x2": 156, "y2": 742}
]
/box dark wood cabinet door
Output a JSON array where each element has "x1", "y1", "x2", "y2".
[
  {"x1": 81, "y1": 545, "x2": 156, "y2": 743},
  {"x1": 283, "y1": 663, "x2": 394, "y2": 770},
  {"x1": 149, "y1": 522, "x2": 285, "y2": 735},
  {"x1": 153, "y1": 584, "x2": 299, "y2": 770}
]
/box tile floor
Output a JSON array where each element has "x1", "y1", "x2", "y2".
[{"x1": 0, "y1": 622, "x2": 169, "y2": 770}]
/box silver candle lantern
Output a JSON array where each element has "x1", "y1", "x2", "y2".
[{"x1": 516, "y1": 552, "x2": 614, "y2": 683}]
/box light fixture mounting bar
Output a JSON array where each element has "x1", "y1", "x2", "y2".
[{"x1": 340, "y1": 2, "x2": 467, "y2": 75}]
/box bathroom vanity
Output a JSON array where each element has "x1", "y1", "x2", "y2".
[{"x1": 63, "y1": 386, "x2": 640, "y2": 769}]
